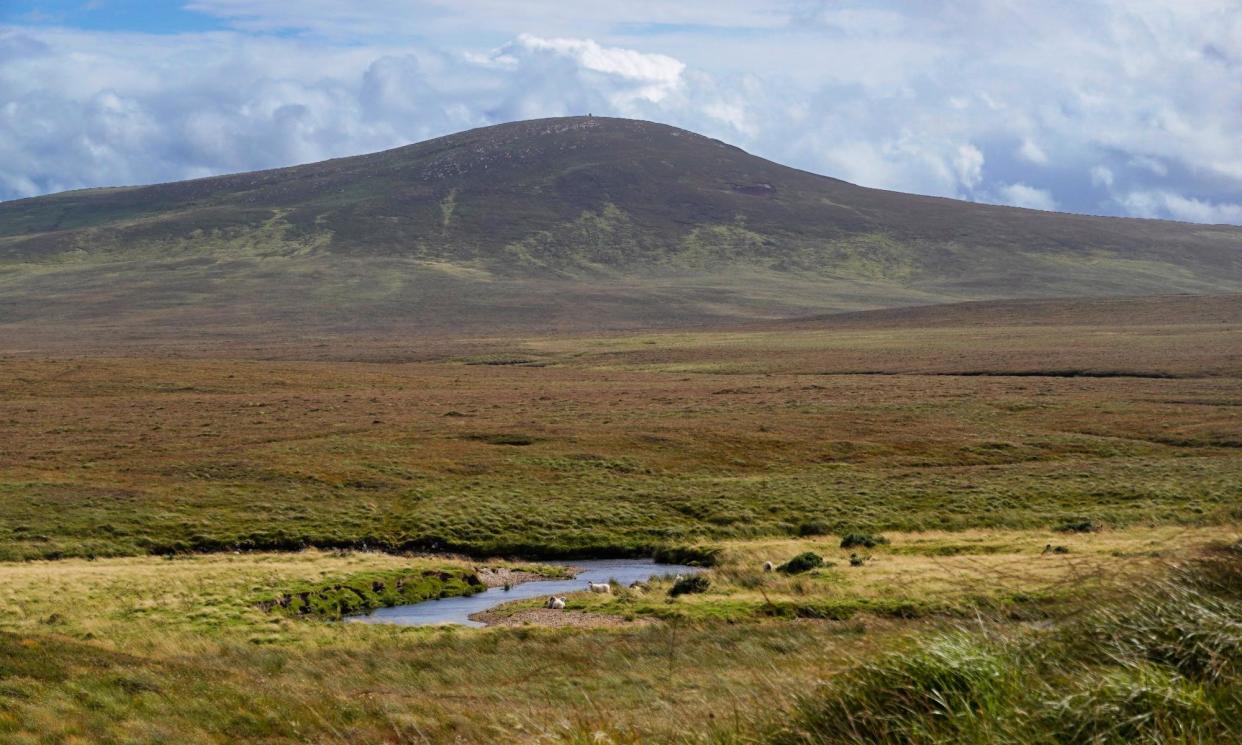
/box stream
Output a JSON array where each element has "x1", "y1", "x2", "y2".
[{"x1": 347, "y1": 558, "x2": 700, "y2": 627}]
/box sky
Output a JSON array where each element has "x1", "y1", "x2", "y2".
[{"x1": 2, "y1": 1, "x2": 1241, "y2": 224}]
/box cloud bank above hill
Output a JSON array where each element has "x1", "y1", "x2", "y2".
[{"x1": 1, "y1": 0, "x2": 1240, "y2": 223}]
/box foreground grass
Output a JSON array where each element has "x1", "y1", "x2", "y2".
[
  {"x1": 771, "y1": 542, "x2": 1242, "y2": 745},
  {"x1": 0, "y1": 527, "x2": 1233, "y2": 743},
  {"x1": 478, "y1": 526, "x2": 1239, "y2": 624},
  {"x1": 0, "y1": 550, "x2": 910, "y2": 744}
]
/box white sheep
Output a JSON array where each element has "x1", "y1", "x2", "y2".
[
  {"x1": 586, "y1": 581, "x2": 611, "y2": 594},
  {"x1": 545, "y1": 596, "x2": 566, "y2": 609},
  {"x1": 763, "y1": 561, "x2": 774, "y2": 572}
]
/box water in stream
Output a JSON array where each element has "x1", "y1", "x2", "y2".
[{"x1": 347, "y1": 558, "x2": 700, "y2": 627}]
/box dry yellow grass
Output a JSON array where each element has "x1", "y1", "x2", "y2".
[
  {"x1": 435, "y1": 526, "x2": 1241, "y2": 628},
  {"x1": 707, "y1": 524, "x2": 1241, "y2": 605},
  {"x1": 0, "y1": 518, "x2": 1233, "y2": 741},
  {"x1": 0, "y1": 548, "x2": 912, "y2": 743}
]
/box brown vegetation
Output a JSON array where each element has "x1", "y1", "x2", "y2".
[{"x1": 1, "y1": 295, "x2": 1239, "y2": 560}]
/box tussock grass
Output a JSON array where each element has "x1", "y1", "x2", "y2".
[{"x1": 771, "y1": 543, "x2": 1242, "y2": 745}]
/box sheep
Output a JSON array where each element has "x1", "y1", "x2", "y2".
[
  {"x1": 586, "y1": 582, "x2": 611, "y2": 594},
  {"x1": 763, "y1": 560, "x2": 774, "y2": 572},
  {"x1": 544, "y1": 596, "x2": 566, "y2": 610}
]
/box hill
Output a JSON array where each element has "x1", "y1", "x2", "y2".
[{"x1": 2, "y1": 115, "x2": 1241, "y2": 349}]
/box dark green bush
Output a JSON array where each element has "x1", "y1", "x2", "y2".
[
  {"x1": 797, "y1": 521, "x2": 831, "y2": 537},
  {"x1": 668, "y1": 575, "x2": 710, "y2": 597},
  {"x1": 653, "y1": 545, "x2": 721, "y2": 567},
  {"x1": 259, "y1": 568, "x2": 484, "y2": 619},
  {"x1": 839, "y1": 533, "x2": 888, "y2": 549},
  {"x1": 779, "y1": 552, "x2": 824, "y2": 574},
  {"x1": 1055, "y1": 518, "x2": 1099, "y2": 533}
]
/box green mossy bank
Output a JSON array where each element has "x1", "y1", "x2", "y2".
[{"x1": 257, "y1": 567, "x2": 485, "y2": 619}]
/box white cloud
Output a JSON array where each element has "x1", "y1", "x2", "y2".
[
  {"x1": 1018, "y1": 138, "x2": 1048, "y2": 165},
  {"x1": 953, "y1": 144, "x2": 985, "y2": 192},
  {"x1": 2, "y1": 0, "x2": 1242, "y2": 225},
  {"x1": 1090, "y1": 165, "x2": 1115, "y2": 188},
  {"x1": 1120, "y1": 190, "x2": 1242, "y2": 224},
  {"x1": 0, "y1": 28, "x2": 690, "y2": 197},
  {"x1": 487, "y1": 34, "x2": 684, "y2": 110},
  {"x1": 1128, "y1": 155, "x2": 1169, "y2": 177},
  {"x1": 509, "y1": 35, "x2": 682, "y2": 93},
  {"x1": 995, "y1": 183, "x2": 1058, "y2": 211}
]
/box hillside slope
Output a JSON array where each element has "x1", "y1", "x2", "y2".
[{"x1": 2, "y1": 116, "x2": 1241, "y2": 346}]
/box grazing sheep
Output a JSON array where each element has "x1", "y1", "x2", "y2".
[
  {"x1": 545, "y1": 596, "x2": 566, "y2": 610},
  {"x1": 587, "y1": 582, "x2": 611, "y2": 594},
  {"x1": 763, "y1": 561, "x2": 774, "y2": 572}
]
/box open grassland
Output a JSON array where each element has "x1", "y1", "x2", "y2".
[
  {"x1": 0, "y1": 527, "x2": 1234, "y2": 744},
  {"x1": 1, "y1": 300, "x2": 1241, "y2": 561},
  {"x1": 1, "y1": 297, "x2": 1240, "y2": 742},
  {"x1": 0, "y1": 547, "x2": 915, "y2": 744},
  {"x1": 445, "y1": 525, "x2": 1240, "y2": 624}
]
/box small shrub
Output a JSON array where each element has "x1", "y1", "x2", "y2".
[
  {"x1": 798, "y1": 521, "x2": 830, "y2": 537},
  {"x1": 849, "y1": 553, "x2": 866, "y2": 567},
  {"x1": 668, "y1": 575, "x2": 710, "y2": 597},
  {"x1": 652, "y1": 545, "x2": 721, "y2": 567},
  {"x1": 840, "y1": 532, "x2": 888, "y2": 550},
  {"x1": 779, "y1": 552, "x2": 824, "y2": 574},
  {"x1": 1055, "y1": 518, "x2": 1099, "y2": 533}
]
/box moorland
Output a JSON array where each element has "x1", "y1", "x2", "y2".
[
  {"x1": 0, "y1": 293, "x2": 1239, "y2": 743},
  {"x1": 1, "y1": 117, "x2": 1240, "y2": 744}
]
